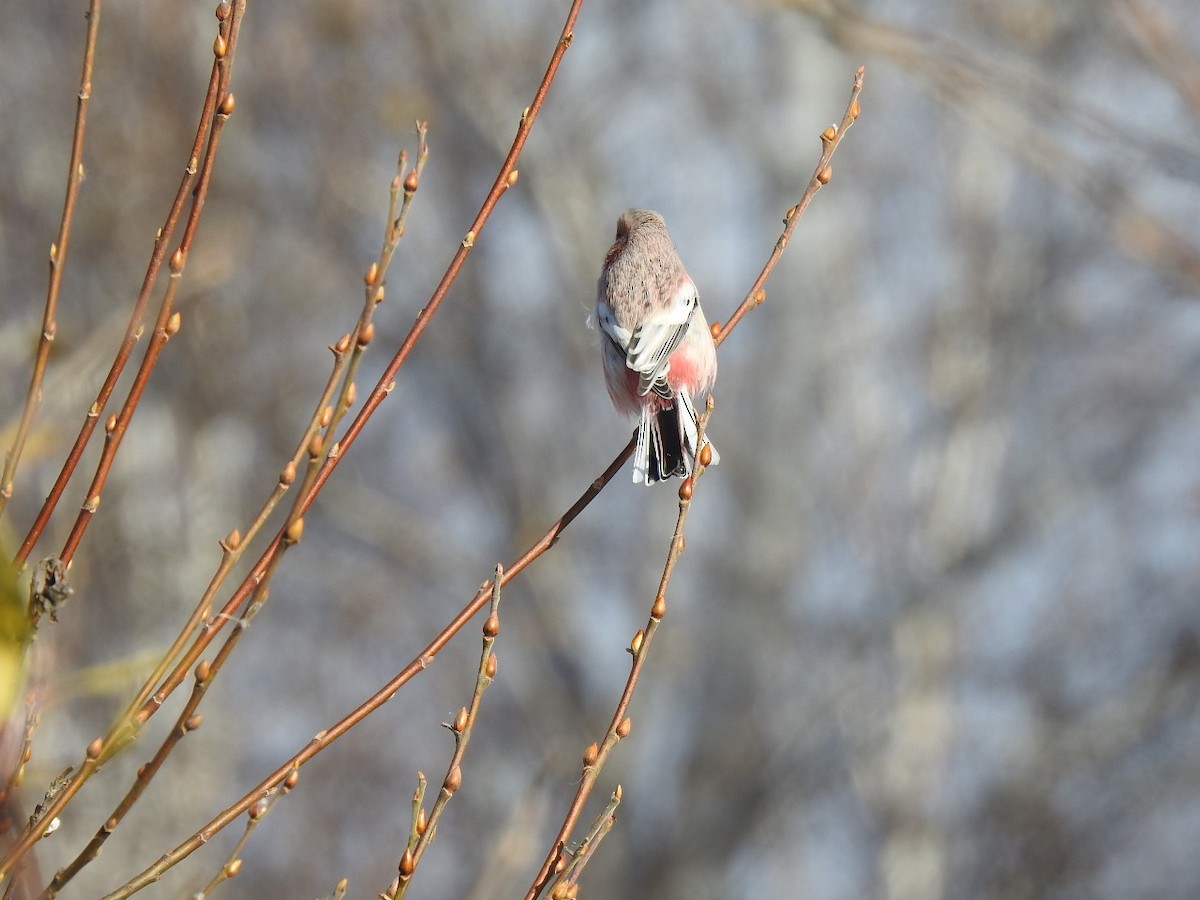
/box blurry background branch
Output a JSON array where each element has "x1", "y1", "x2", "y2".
[{"x1": 779, "y1": 0, "x2": 1200, "y2": 292}]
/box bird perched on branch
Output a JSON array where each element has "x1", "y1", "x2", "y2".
[{"x1": 595, "y1": 209, "x2": 719, "y2": 484}]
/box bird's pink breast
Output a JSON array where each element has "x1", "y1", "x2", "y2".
[{"x1": 605, "y1": 340, "x2": 710, "y2": 415}]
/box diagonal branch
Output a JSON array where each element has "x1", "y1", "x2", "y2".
[
  {"x1": 0, "y1": 1, "x2": 250, "y2": 883},
  {"x1": 0, "y1": 0, "x2": 102, "y2": 526},
  {"x1": 525, "y1": 64, "x2": 866, "y2": 899},
  {"x1": 717, "y1": 65, "x2": 864, "y2": 345},
  {"x1": 13, "y1": 1, "x2": 245, "y2": 568}
]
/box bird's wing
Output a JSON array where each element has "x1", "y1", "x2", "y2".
[
  {"x1": 623, "y1": 279, "x2": 699, "y2": 398},
  {"x1": 596, "y1": 300, "x2": 633, "y2": 352}
]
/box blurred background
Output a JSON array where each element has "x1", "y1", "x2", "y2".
[{"x1": 2, "y1": 0, "x2": 1200, "y2": 897}]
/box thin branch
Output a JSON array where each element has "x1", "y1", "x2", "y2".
[
  {"x1": 56, "y1": 9, "x2": 244, "y2": 567},
  {"x1": 526, "y1": 406, "x2": 715, "y2": 900},
  {"x1": 84, "y1": 58, "x2": 860, "y2": 900},
  {"x1": 45, "y1": 130, "x2": 432, "y2": 894},
  {"x1": 390, "y1": 566, "x2": 504, "y2": 898},
  {"x1": 13, "y1": 0, "x2": 243, "y2": 568},
  {"x1": 553, "y1": 787, "x2": 621, "y2": 895},
  {"x1": 189, "y1": 789, "x2": 277, "y2": 900},
  {"x1": 94, "y1": 426, "x2": 620, "y2": 900},
  {"x1": 717, "y1": 65, "x2": 864, "y2": 345},
  {"x1": 77, "y1": 6, "x2": 583, "y2": 895},
  {"x1": 0, "y1": 3, "x2": 249, "y2": 883},
  {"x1": 103, "y1": 127, "x2": 428, "y2": 756},
  {"x1": 0, "y1": 0, "x2": 102, "y2": 526},
  {"x1": 527, "y1": 65, "x2": 866, "y2": 899},
  {"x1": 105, "y1": 0, "x2": 570, "y2": 754},
  {"x1": 289, "y1": 5, "x2": 582, "y2": 520}
]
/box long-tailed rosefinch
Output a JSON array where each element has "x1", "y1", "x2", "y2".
[{"x1": 596, "y1": 209, "x2": 719, "y2": 484}]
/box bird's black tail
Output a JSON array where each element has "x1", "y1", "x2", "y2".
[
  {"x1": 644, "y1": 407, "x2": 687, "y2": 484},
  {"x1": 633, "y1": 392, "x2": 718, "y2": 485}
]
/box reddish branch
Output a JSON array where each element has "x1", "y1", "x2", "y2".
[
  {"x1": 1, "y1": 4, "x2": 861, "y2": 892},
  {"x1": 0, "y1": 1, "x2": 249, "y2": 884},
  {"x1": 13, "y1": 1, "x2": 244, "y2": 568},
  {"x1": 41, "y1": 3, "x2": 586, "y2": 895},
  {"x1": 526, "y1": 65, "x2": 866, "y2": 898},
  {"x1": 0, "y1": 0, "x2": 102, "y2": 527},
  {"x1": 88, "y1": 60, "x2": 862, "y2": 900}
]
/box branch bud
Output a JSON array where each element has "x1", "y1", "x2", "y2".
[
  {"x1": 483, "y1": 612, "x2": 500, "y2": 637},
  {"x1": 284, "y1": 516, "x2": 305, "y2": 545},
  {"x1": 678, "y1": 477, "x2": 693, "y2": 501}
]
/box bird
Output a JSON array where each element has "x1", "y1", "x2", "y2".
[{"x1": 595, "y1": 209, "x2": 719, "y2": 484}]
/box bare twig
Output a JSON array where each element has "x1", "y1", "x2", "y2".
[
  {"x1": 13, "y1": 0, "x2": 244, "y2": 568},
  {"x1": 71, "y1": 6, "x2": 583, "y2": 896},
  {"x1": 189, "y1": 789, "x2": 276, "y2": 899},
  {"x1": 717, "y1": 66, "x2": 864, "y2": 345},
  {"x1": 389, "y1": 565, "x2": 504, "y2": 898},
  {"x1": 43, "y1": 135, "x2": 431, "y2": 896},
  {"x1": 0, "y1": 0, "x2": 102, "y2": 526},
  {"x1": 552, "y1": 786, "x2": 621, "y2": 896},
  {"x1": 95, "y1": 425, "x2": 618, "y2": 900},
  {"x1": 0, "y1": 2, "x2": 250, "y2": 883},
  {"x1": 99, "y1": 60, "x2": 862, "y2": 900},
  {"x1": 55, "y1": 10, "x2": 244, "y2": 568},
  {"x1": 527, "y1": 65, "x2": 866, "y2": 898},
  {"x1": 525, "y1": 404, "x2": 716, "y2": 900}
]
